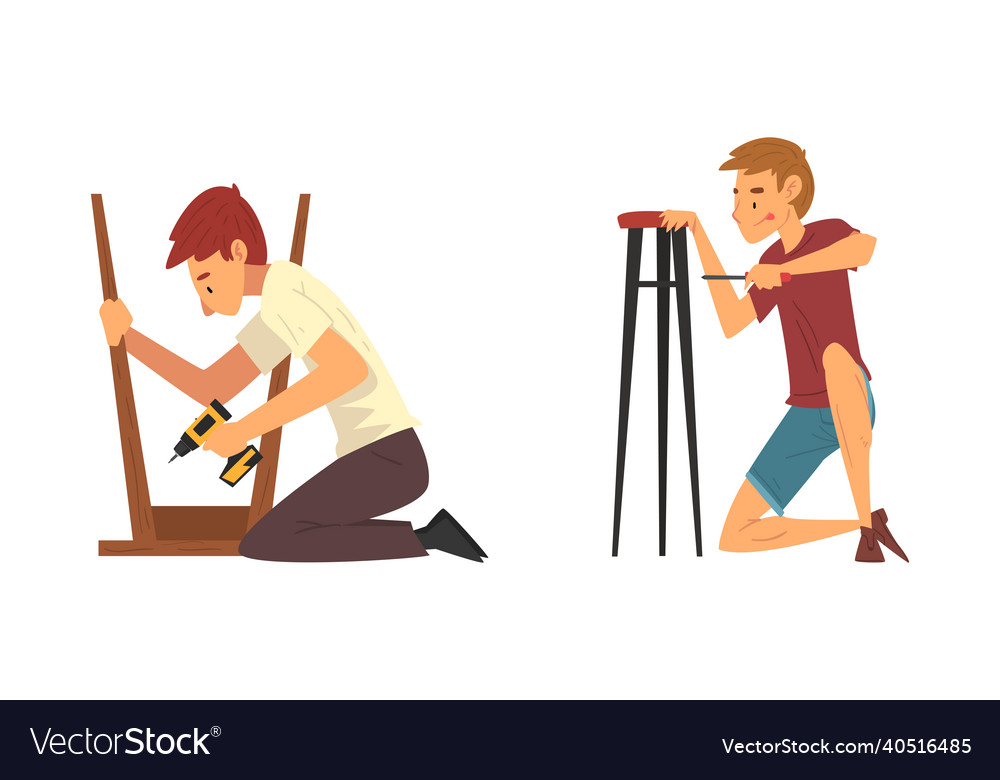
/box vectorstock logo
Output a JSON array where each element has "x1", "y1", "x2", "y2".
[{"x1": 29, "y1": 726, "x2": 221, "y2": 756}]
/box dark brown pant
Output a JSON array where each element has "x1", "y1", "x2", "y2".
[{"x1": 238, "y1": 428, "x2": 429, "y2": 562}]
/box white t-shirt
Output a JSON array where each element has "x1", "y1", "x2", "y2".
[{"x1": 236, "y1": 261, "x2": 420, "y2": 458}]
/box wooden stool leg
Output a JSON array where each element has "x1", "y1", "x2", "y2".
[
  {"x1": 612, "y1": 227, "x2": 643, "y2": 556},
  {"x1": 92, "y1": 194, "x2": 156, "y2": 545},
  {"x1": 247, "y1": 194, "x2": 311, "y2": 532},
  {"x1": 671, "y1": 227, "x2": 704, "y2": 556},
  {"x1": 656, "y1": 227, "x2": 671, "y2": 556}
]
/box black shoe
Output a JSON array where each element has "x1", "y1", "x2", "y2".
[{"x1": 415, "y1": 509, "x2": 487, "y2": 562}]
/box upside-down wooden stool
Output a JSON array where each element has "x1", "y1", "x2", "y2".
[{"x1": 92, "y1": 193, "x2": 310, "y2": 556}]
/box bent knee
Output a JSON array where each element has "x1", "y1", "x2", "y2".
[
  {"x1": 718, "y1": 531, "x2": 744, "y2": 553},
  {"x1": 237, "y1": 535, "x2": 260, "y2": 559},
  {"x1": 822, "y1": 342, "x2": 854, "y2": 373},
  {"x1": 719, "y1": 517, "x2": 760, "y2": 552},
  {"x1": 238, "y1": 520, "x2": 274, "y2": 559},
  {"x1": 718, "y1": 530, "x2": 738, "y2": 552}
]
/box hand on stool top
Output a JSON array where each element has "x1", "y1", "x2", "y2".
[{"x1": 659, "y1": 210, "x2": 699, "y2": 234}]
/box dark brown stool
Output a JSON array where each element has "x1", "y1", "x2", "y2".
[{"x1": 612, "y1": 212, "x2": 703, "y2": 557}]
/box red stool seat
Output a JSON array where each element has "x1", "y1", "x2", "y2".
[{"x1": 617, "y1": 211, "x2": 667, "y2": 229}]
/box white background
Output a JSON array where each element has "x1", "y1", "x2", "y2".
[{"x1": 1, "y1": 0, "x2": 996, "y2": 699}]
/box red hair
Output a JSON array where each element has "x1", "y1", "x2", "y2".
[{"x1": 166, "y1": 184, "x2": 267, "y2": 269}]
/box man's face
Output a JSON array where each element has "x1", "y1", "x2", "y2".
[
  {"x1": 186, "y1": 248, "x2": 246, "y2": 316},
  {"x1": 731, "y1": 169, "x2": 785, "y2": 244}
]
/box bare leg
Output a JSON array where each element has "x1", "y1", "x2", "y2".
[
  {"x1": 719, "y1": 479, "x2": 861, "y2": 552},
  {"x1": 823, "y1": 343, "x2": 873, "y2": 528},
  {"x1": 719, "y1": 345, "x2": 876, "y2": 553}
]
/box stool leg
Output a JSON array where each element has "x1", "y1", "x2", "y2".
[
  {"x1": 672, "y1": 227, "x2": 704, "y2": 556},
  {"x1": 656, "y1": 227, "x2": 670, "y2": 556},
  {"x1": 612, "y1": 227, "x2": 642, "y2": 556}
]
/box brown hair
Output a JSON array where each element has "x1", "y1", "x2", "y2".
[
  {"x1": 719, "y1": 138, "x2": 814, "y2": 218},
  {"x1": 166, "y1": 184, "x2": 267, "y2": 269}
]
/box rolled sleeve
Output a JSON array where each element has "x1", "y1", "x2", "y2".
[{"x1": 236, "y1": 313, "x2": 292, "y2": 375}]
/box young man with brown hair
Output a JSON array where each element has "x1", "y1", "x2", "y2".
[
  {"x1": 660, "y1": 138, "x2": 907, "y2": 562},
  {"x1": 99, "y1": 184, "x2": 486, "y2": 563}
]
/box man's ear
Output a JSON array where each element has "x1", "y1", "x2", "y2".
[
  {"x1": 230, "y1": 238, "x2": 248, "y2": 265},
  {"x1": 202, "y1": 299, "x2": 214, "y2": 316},
  {"x1": 781, "y1": 175, "x2": 802, "y2": 203}
]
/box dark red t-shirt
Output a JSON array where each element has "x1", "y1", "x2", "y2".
[{"x1": 748, "y1": 219, "x2": 870, "y2": 408}]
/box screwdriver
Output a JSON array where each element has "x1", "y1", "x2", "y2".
[{"x1": 702, "y1": 272, "x2": 792, "y2": 283}]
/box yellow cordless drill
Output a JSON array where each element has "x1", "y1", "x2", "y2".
[{"x1": 168, "y1": 399, "x2": 262, "y2": 487}]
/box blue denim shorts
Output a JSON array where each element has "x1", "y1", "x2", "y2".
[{"x1": 746, "y1": 371, "x2": 875, "y2": 516}]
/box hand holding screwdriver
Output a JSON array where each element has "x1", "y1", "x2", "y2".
[{"x1": 703, "y1": 266, "x2": 791, "y2": 290}]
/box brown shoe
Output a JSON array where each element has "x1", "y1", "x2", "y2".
[
  {"x1": 869, "y1": 508, "x2": 908, "y2": 562},
  {"x1": 855, "y1": 527, "x2": 885, "y2": 562}
]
